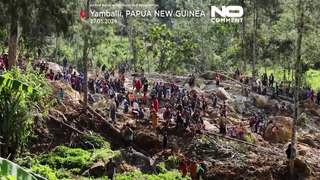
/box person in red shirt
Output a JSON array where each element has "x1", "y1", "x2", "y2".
[
  {"x1": 49, "y1": 69, "x2": 54, "y2": 80},
  {"x1": 135, "y1": 80, "x2": 141, "y2": 93},
  {"x1": 152, "y1": 97, "x2": 159, "y2": 112},
  {"x1": 179, "y1": 159, "x2": 188, "y2": 177},
  {"x1": 310, "y1": 90, "x2": 315, "y2": 101},
  {"x1": 215, "y1": 74, "x2": 221, "y2": 86},
  {"x1": 142, "y1": 92, "x2": 147, "y2": 100}
]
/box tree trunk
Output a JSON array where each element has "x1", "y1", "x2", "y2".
[
  {"x1": 290, "y1": 0, "x2": 303, "y2": 177},
  {"x1": 55, "y1": 36, "x2": 58, "y2": 63},
  {"x1": 82, "y1": 0, "x2": 91, "y2": 112},
  {"x1": 252, "y1": 0, "x2": 257, "y2": 77},
  {"x1": 283, "y1": 69, "x2": 286, "y2": 82},
  {"x1": 241, "y1": 0, "x2": 247, "y2": 72},
  {"x1": 129, "y1": 28, "x2": 137, "y2": 72},
  {"x1": 8, "y1": 11, "x2": 18, "y2": 70},
  {"x1": 158, "y1": 50, "x2": 165, "y2": 73}
]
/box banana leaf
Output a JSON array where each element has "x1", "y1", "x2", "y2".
[
  {"x1": 0, "y1": 75, "x2": 33, "y2": 93},
  {"x1": 0, "y1": 157, "x2": 44, "y2": 180}
]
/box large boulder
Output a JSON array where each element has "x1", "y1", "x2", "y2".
[
  {"x1": 298, "y1": 135, "x2": 318, "y2": 148},
  {"x1": 120, "y1": 148, "x2": 153, "y2": 173},
  {"x1": 254, "y1": 95, "x2": 268, "y2": 108},
  {"x1": 82, "y1": 162, "x2": 105, "y2": 178},
  {"x1": 227, "y1": 113, "x2": 240, "y2": 120},
  {"x1": 267, "y1": 99, "x2": 278, "y2": 108},
  {"x1": 301, "y1": 100, "x2": 318, "y2": 109},
  {"x1": 47, "y1": 62, "x2": 62, "y2": 73},
  {"x1": 202, "y1": 83, "x2": 217, "y2": 92},
  {"x1": 200, "y1": 83, "x2": 206, "y2": 90},
  {"x1": 316, "y1": 134, "x2": 320, "y2": 143},
  {"x1": 234, "y1": 101, "x2": 245, "y2": 113},
  {"x1": 263, "y1": 116, "x2": 293, "y2": 143},
  {"x1": 270, "y1": 116, "x2": 293, "y2": 130},
  {"x1": 216, "y1": 87, "x2": 231, "y2": 101},
  {"x1": 201, "y1": 71, "x2": 214, "y2": 80},
  {"x1": 263, "y1": 125, "x2": 291, "y2": 143},
  {"x1": 297, "y1": 145, "x2": 310, "y2": 156},
  {"x1": 232, "y1": 96, "x2": 249, "y2": 113},
  {"x1": 134, "y1": 131, "x2": 161, "y2": 151},
  {"x1": 294, "y1": 158, "x2": 312, "y2": 177},
  {"x1": 306, "y1": 108, "x2": 320, "y2": 117}
]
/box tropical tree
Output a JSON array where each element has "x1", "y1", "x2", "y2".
[{"x1": 0, "y1": 0, "x2": 74, "y2": 69}]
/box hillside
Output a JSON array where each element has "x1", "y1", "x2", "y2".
[{"x1": 2, "y1": 67, "x2": 318, "y2": 180}]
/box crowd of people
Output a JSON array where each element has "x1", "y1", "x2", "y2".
[{"x1": 0, "y1": 51, "x2": 315, "y2": 179}]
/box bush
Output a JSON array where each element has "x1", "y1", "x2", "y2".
[
  {"x1": 82, "y1": 135, "x2": 110, "y2": 149},
  {"x1": 31, "y1": 164, "x2": 57, "y2": 180},
  {"x1": 91, "y1": 149, "x2": 121, "y2": 163},
  {"x1": 53, "y1": 146, "x2": 90, "y2": 157},
  {"x1": 70, "y1": 168, "x2": 82, "y2": 174},
  {"x1": 155, "y1": 162, "x2": 167, "y2": 173},
  {"x1": 56, "y1": 169, "x2": 71, "y2": 179},
  {"x1": 165, "y1": 155, "x2": 180, "y2": 170},
  {"x1": 113, "y1": 171, "x2": 189, "y2": 180},
  {"x1": 244, "y1": 133, "x2": 256, "y2": 144},
  {"x1": 39, "y1": 146, "x2": 90, "y2": 170},
  {"x1": 15, "y1": 156, "x2": 35, "y2": 168},
  {"x1": 298, "y1": 113, "x2": 309, "y2": 126}
]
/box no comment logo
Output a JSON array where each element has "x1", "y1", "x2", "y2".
[{"x1": 210, "y1": 6, "x2": 243, "y2": 23}]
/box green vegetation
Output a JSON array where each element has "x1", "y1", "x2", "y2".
[
  {"x1": 297, "y1": 112, "x2": 310, "y2": 127},
  {"x1": 165, "y1": 155, "x2": 180, "y2": 170},
  {"x1": 0, "y1": 157, "x2": 37, "y2": 180},
  {"x1": 0, "y1": 0, "x2": 319, "y2": 79},
  {"x1": 305, "y1": 70, "x2": 320, "y2": 90},
  {"x1": 38, "y1": 146, "x2": 91, "y2": 170},
  {"x1": 113, "y1": 171, "x2": 189, "y2": 180},
  {"x1": 30, "y1": 164, "x2": 57, "y2": 180},
  {"x1": 14, "y1": 141, "x2": 185, "y2": 180},
  {"x1": 14, "y1": 135, "x2": 121, "y2": 179},
  {"x1": 156, "y1": 162, "x2": 167, "y2": 173},
  {"x1": 82, "y1": 134, "x2": 111, "y2": 149},
  {"x1": 1, "y1": 0, "x2": 320, "y2": 179},
  {"x1": 0, "y1": 68, "x2": 51, "y2": 158},
  {"x1": 257, "y1": 67, "x2": 320, "y2": 90},
  {"x1": 78, "y1": 171, "x2": 189, "y2": 180},
  {"x1": 91, "y1": 148, "x2": 121, "y2": 164}
]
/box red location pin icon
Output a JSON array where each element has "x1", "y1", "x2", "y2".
[{"x1": 80, "y1": 10, "x2": 87, "y2": 19}]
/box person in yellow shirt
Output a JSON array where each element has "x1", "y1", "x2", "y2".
[{"x1": 150, "y1": 109, "x2": 158, "y2": 129}]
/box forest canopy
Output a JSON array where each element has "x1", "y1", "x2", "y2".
[{"x1": 0, "y1": 0, "x2": 320, "y2": 87}]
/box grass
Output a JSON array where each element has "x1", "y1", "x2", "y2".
[
  {"x1": 18, "y1": 145, "x2": 187, "y2": 180},
  {"x1": 257, "y1": 67, "x2": 293, "y2": 82},
  {"x1": 15, "y1": 135, "x2": 125, "y2": 180},
  {"x1": 305, "y1": 69, "x2": 320, "y2": 90},
  {"x1": 31, "y1": 164, "x2": 58, "y2": 180},
  {"x1": 38, "y1": 146, "x2": 91, "y2": 169},
  {"x1": 91, "y1": 148, "x2": 121, "y2": 163},
  {"x1": 254, "y1": 67, "x2": 320, "y2": 90}
]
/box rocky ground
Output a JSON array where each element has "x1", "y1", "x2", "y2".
[{"x1": 26, "y1": 72, "x2": 320, "y2": 179}]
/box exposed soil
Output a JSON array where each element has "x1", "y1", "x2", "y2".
[{"x1": 25, "y1": 72, "x2": 320, "y2": 180}]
